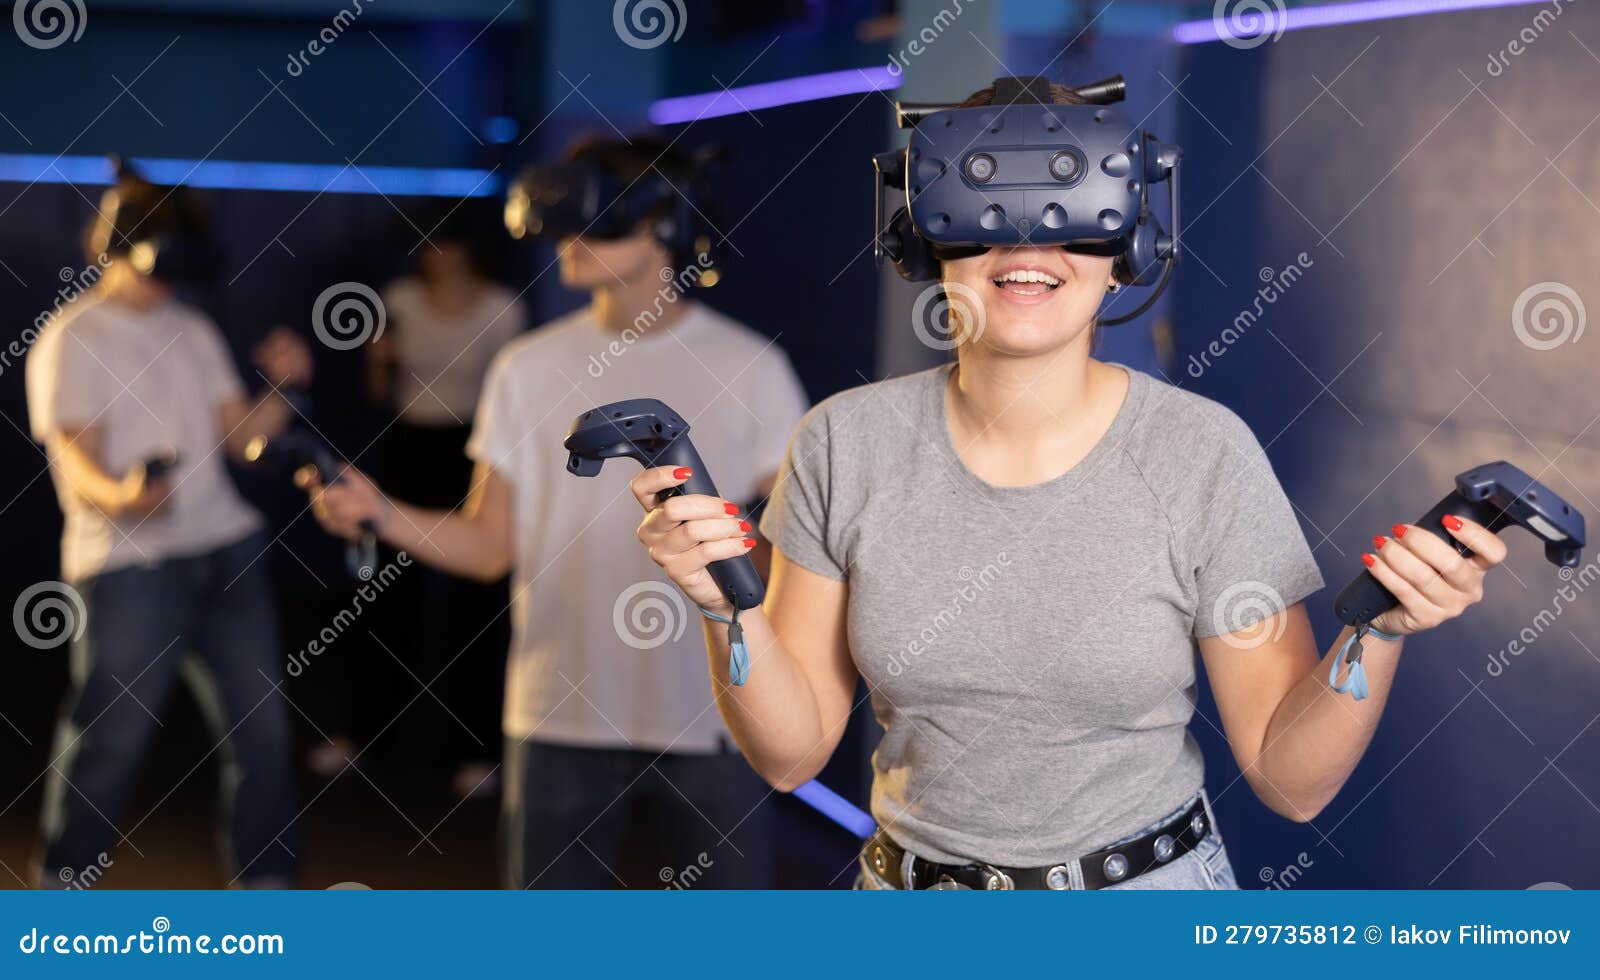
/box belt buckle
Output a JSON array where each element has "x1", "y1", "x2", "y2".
[
  {"x1": 869, "y1": 842, "x2": 891, "y2": 877},
  {"x1": 978, "y1": 863, "x2": 1014, "y2": 890}
]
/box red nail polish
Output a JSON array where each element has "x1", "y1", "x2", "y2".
[
  {"x1": 742, "y1": 537, "x2": 756, "y2": 549},
  {"x1": 1362, "y1": 553, "x2": 1376, "y2": 568},
  {"x1": 1442, "y1": 514, "x2": 1464, "y2": 532},
  {"x1": 1373, "y1": 535, "x2": 1388, "y2": 549},
  {"x1": 1392, "y1": 524, "x2": 1407, "y2": 539},
  {"x1": 724, "y1": 503, "x2": 739, "y2": 516},
  {"x1": 739, "y1": 520, "x2": 751, "y2": 532},
  {"x1": 672, "y1": 467, "x2": 692, "y2": 480}
]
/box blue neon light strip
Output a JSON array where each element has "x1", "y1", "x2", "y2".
[
  {"x1": 792, "y1": 779, "x2": 876, "y2": 840},
  {"x1": 649, "y1": 66, "x2": 902, "y2": 126},
  {"x1": 1175, "y1": 0, "x2": 1554, "y2": 43},
  {"x1": 0, "y1": 153, "x2": 500, "y2": 197}
]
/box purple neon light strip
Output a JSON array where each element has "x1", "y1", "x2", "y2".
[
  {"x1": 1174, "y1": 0, "x2": 1552, "y2": 44},
  {"x1": 791, "y1": 779, "x2": 876, "y2": 840},
  {"x1": 648, "y1": 65, "x2": 902, "y2": 125}
]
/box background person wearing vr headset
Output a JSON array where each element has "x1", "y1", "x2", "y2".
[
  {"x1": 25, "y1": 164, "x2": 311, "y2": 887},
  {"x1": 303, "y1": 134, "x2": 809, "y2": 888},
  {"x1": 626, "y1": 77, "x2": 1510, "y2": 890},
  {"x1": 356, "y1": 202, "x2": 524, "y2": 797}
]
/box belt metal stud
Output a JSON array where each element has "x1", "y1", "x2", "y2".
[{"x1": 1103, "y1": 853, "x2": 1129, "y2": 882}]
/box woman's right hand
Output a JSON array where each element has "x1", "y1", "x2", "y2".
[
  {"x1": 297, "y1": 464, "x2": 388, "y2": 541},
  {"x1": 630, "y1": 466, "x2": 755, "y2": 616}
]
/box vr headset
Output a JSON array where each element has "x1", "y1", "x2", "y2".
[
  {"x1": 504, "y1": 141, "x2": 723, "y2": 272},
  {"x1": 89, "y1": 156, "x2": 221, "y2": 286},
  {"x1": 874, "y1": 75, "x2": 1181, "y2": 325}
]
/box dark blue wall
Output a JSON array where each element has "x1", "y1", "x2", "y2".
[{"x1": 1174, "y1": 3, "x2": 1600, "y2": 889}]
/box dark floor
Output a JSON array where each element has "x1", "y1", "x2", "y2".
[{"x1": 0, "y1": 767, "x2": 500, "y2": 890}]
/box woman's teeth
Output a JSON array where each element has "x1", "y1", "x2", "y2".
[{"x1": 991, "y1": 269, "x2": 1062, "y2": 295}]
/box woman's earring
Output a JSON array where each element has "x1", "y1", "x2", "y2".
[{"x1": 1107, "y1": 280, "x2": 1122, "y2": 294}]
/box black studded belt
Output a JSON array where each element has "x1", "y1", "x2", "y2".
[{"x1": 862, "y1": 796, "x2": 1213, "y2": 890}]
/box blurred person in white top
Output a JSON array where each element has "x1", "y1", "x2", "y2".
[
  {"x1": 342, "y1": 202, "x2": 526, "y2": 795},
  {"x1": 302, "y1": 134, "x2": 809, "y2": 888},
  {"x1": 26, "y1": 168, "x2": 310, "y2": 887}
]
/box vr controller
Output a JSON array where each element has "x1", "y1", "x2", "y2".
[
  {"x1": 563, "y1": 399, "x2": 764, "y2": 611},
  {"x1": 1334, "y1": 461, "x2": 1586, "y2": 628},
  {"x1": 244, "y1": 430, "x2": 378, "y2": 580},
  {"x1": 875, "y1": 75, "x2": 1181, "y2": 326},
  {"x1": 141, "y1": 448, "x2": 181, "y2": 482}
]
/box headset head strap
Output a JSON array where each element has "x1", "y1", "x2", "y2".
[{"x1": 991, "y1": 75, "x2": 1052, "y2": 106}]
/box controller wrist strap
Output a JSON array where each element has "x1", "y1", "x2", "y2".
[
  {"x1": 348, "y1": 531, "x2": 378, "y2": 582},
  {"x1": 698, "y1": 605, "x2": 750, "y2": 686},
  {"x1": 1328, "y1": 622, "x2": 1402, "y2": 700}
]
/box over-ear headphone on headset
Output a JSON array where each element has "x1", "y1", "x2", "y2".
[
  {"x1": 874, "y1": 75, "x2": 1181, "y2": 325},
  {"x1": 88, "y1": 156, "x2": 221, "y2": 285},
  {"x1": 505, "y1": 137, "x2": 724, "y2": 276}
]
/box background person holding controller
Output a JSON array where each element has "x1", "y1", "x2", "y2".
[
  {"x1": 302, "y1": 134, "x2": 809, "y2": 888},
  {"x1": 626, "y1": 79, "x2": 1511, "y2": 890},
  {"x1": 25, "y1": 165, "x2": 312, "y2": 888}
]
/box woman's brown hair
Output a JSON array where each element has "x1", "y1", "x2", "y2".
[{"x1": 957, "y1": 81, "x2": 1091, "y2": 109}]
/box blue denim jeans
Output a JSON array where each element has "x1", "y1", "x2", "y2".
[
  {"x1": 502, "y1": 738, "x2": 774, "y2": 889},
  {"x1": 37, "y1": 532, "x2": 301, "y2": 887},
  {"x1": 855, "y1": 791, "x2": 1239, "y2": 890}
]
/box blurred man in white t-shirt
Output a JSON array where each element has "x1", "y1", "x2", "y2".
[
  {"x1": 26, "y1": 168, "x2": 311, "y2": 887},
  {"x1": 304, "y1": 135, "x2": 808, "y2": 887}
]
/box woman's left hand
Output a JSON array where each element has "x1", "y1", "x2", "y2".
[{"x1": 1364, "y1": 515, "x2": 1507, "y2": 635}]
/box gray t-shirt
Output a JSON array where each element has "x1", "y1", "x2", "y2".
[{"x1": 760, "y1": 364, "x2": 1323, "y2": 866}]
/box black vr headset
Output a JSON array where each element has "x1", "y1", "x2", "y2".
[
  {"x1": 874, "y1": 75, "x2": 1181, "y2": 325},
  {"x1": 504, "y1": 140, "x2": 723, "y2": 273},
  {"x1": 89, "y1": 156, "x2": 221, "y2": 286}
]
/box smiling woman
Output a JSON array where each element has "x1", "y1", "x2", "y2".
[{"x1": 624, "y1": 73, "x2": 1513, "y2": 891}]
